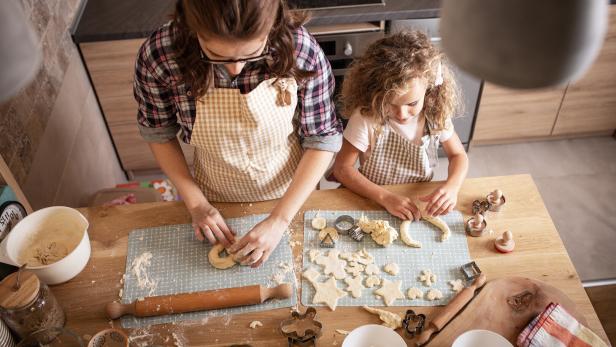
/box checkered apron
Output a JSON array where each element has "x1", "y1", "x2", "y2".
[
  {"x1": 190, "y1": 78, "x2": 302, "y2": 202},
  {"x1": 358, "y1": 122, "x2": 440, "y2": 185}
]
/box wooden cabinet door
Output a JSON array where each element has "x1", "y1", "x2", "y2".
[
  {"x1": 552, "y1": 6, "x2": 616, "y2": 136},
  {"x1": 80, "y1": 39, "x2": 194, "y2": 171},
  {"x1": 473, "y1": 83, "x2": 566, "y2": 144}
]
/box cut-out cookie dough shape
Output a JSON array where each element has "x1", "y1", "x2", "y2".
[
  {"x1": 343, "y1": 275, "x2": 365, "y2": 298},
  {"x1": 365, "y1": 275, "x2": 381, "y2": 288},
  {"x1": 407, "y1": 287, "x2": 423, "y2": 300},
  {"x1": 346, "y1": 262, "x2": 365, "y2": 277},
  {"x1": 426, "y1": 288, "x2": 443, "y2": 301},
  {"x1": 302, "y1": 267, "x2": 320, "y2": 285},
  {"x1": 374, "y1": 279, "x2": 405, "y2": 306},
  {"x1": 315, "y1": 250, "x2": 347, "y2": 280},
  {"x1": 308, "y1": 249, "x2": 321, "y2": 263},
  {"x1": 383, "y1": 263, "x2": 399, "y2": 276},
  {"x1": 419, "y1": 269, "x2": 437, "y2": 287},
  {"x1": 319, "y1": 227, "x2": 339, "y2": 241},
  {"x1": 208, "y1": 244, "x2": 237, "y2": 269},
  {"x1": 400, "y1": 221, "x2": 422, "y2": 248},
  {"x1": 449, "y1": 279, "x2": 464, "y2": 292},
  {"x1": 363, "y1": 306, "x2": 403, "y2": 329},
  {"x1": 358, "y1": 215, "x2": 398, "y2": 246},
  {"x1": 364, "y1": 263, "x2": 380, "y2": 275},
  {"x1": 311, "y1": 214, "x2": 327, "y2": 230},
  {"x1": 312, "y1": 277, "x2": 347, "y2": 311}
]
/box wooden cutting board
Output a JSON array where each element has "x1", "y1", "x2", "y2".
[{"x1": 424, "y1": 277, "x2": 587, "y2": 346}]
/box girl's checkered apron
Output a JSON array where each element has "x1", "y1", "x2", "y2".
[
  {"x1": 359, "y1": 121, "x2": 440, "y2": 185},
  {"x1": 190, "y1": 78, "x2": 302, "y2": 202}
]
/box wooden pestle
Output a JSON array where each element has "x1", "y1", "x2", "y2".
[
  {"x1": 415, "y1": 274, "x2": 487, "y2": 346},
  {"x1": 106, "y1": 283, "x2": 292, "y2": 319}
]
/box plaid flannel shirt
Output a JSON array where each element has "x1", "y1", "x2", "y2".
[{"x1": 134, "y1": 22, "x2": 342, "y2": 152}]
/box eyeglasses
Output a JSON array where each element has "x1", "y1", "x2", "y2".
[{"x1": 199, "y1": 45, "x2": 271, "y2": 65}]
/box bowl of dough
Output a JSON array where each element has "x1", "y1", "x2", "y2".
[{"x1": 0, "y1": 206, "x2": 91, "y2": 284}]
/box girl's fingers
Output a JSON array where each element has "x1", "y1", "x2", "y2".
[
  {"x1": 193, "y1": 225, "x2": 205, "y2": 241},
  {"x1": 218, "y1": 221, "x2": 236, "y2": 242},
  {"x1": 408, "y1": 205, "x2": 421, "y2": 221},
  {"x1": 435, "y1": 201, "x2": 451, "y2": 216},
  {"x1": 201, "y1": 225, "x2": 217, "y2": 245},
  {"x1": 235, "y1": 242, "x2": 257, "y2": 260},
  {"x1": 209, "y1": 224, "x2": 230, "y2": 248},
  {"x1": 429, "y1": 194, "x2": 448, "y2": 216}
]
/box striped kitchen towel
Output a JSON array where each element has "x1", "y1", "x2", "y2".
[{"x1": 517, "y1": 302, "x2": 608, "y2": 347}]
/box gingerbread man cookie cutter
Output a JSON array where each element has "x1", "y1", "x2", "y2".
[{"x1": 280, "y1": 307, "x2": 323, "y2": 347}]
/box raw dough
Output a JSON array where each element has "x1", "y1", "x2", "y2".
[
  {"x1": 400, "y1": 221, "x2": 422, "y2": 248},
  {"x1": 419, "y1": 269, "x2": 437, "y2": 287},
  {"x1": 302, "y1": 268, "x2": 321, "y2": 285},
  {"x1": 18, "y1": 225, "x2": 82, "y2": 266},
  {"x1": 365, "y1": 275, "x2": 381, "y2": 288},
  {"x1": 312, "y1": 277, "x2": 347, "y2": 311},
  {"x1": 422, "y1": 216, "x2": 451, "y2": 241},
  {"x1": 249, "y1": 321, "x2": 263, "y2": 329},
  {"x1": 343, "y1": 275, "x2": 365, "y2": 298},
  {"x1": 308, "y1": 249, "x2": 321, "y2": 263},
  {"x1": 407, "y1": 287, "x2": 423, "y2": 300},
  {"x1": 340, "y1": 248, "x2": 374, "y2": 265},
  {"x1": 208, "y1": 244, "x2": 237, "y2": 270},
  {"x1": 449, "y1": 279, "x2": 464, "y2": 292},
  {"x1": 315, "y1": 250, "x2": 347, "y2": 280},
  {"x1": 358, "y1": 215, "x2": 398, "y2": 246},
  {"x1": 374, "y1": 279, "x2": 405, "y2": 306},
  {"x1": 426, "y1": 288, "x2": 443, "y2": 301},
  {"x1": 346, "y1": 262, "x2": 365, "y2": 277},
  {"x1": 364, "y1": 263, "x2": 380, "y2": 275},
  {"x1": 311, "y1": 216, "x2": 327, "y2": 230},
  {"x1": 362, "y1": 306, "x2": 403, "y2": 329},
  {"x1": 318, "y1": 227, "x2": 339, "y2": 241},
  {"x1": 335, "y1": 329, "x2": 349, "y2": 335},
  {"x1": 383, "y1": 263, "x2": 399, "y2": 276}
]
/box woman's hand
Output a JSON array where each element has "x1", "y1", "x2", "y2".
[
  {"x1": 419, "y1": 184, "x2": 459, "y2": 217},
  {"x1": 379, "y1": 192, "x2": 421, "y2": 221},
  {"x1": 189, "y1": 203, "x2": 235, "y2": 247},
  {"x1": 228, "y1": 215, "x2": 287, "y2": 268}
]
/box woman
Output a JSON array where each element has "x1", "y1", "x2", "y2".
[{"x1": 134, "y1": 0, "x2": 342, "y2": 267}]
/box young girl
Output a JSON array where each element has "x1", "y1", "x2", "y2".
[{"x1": 333, "y1": 31, "x2": 468, "y2": 221}]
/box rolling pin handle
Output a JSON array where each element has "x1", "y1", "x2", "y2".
[
  {"x1": 261, "y1": 283, "x2": 293, "y2": 302},
  {"x1": 106, "y1": 301, "x2": 135, "y2": 320}
]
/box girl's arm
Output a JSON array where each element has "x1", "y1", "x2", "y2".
[
  {"x1": 420, "y1": 131, "x2": 469, "y2": 216},
  {"x1": 333, "y1": 139, "x2": 421, "y2": 221}
]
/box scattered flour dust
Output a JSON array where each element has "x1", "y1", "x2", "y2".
[
  {"x1": 270, "y1": 261, "x2": 293, "y2": 286},
  {"x1": 131, "y1": 252, "x2": 158, "y2": 295}
]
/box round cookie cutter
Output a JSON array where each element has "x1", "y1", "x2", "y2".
[{"x1": 334, "y1": 215, "x2": 355, "y2": 235}]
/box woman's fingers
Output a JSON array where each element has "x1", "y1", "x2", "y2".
[
  {"x1": 252, "y1": 249, "x2": 271, "y2": 268},
  {"x1": 234, "y1": 241, "x2": 257, "y2": 261},
  {"x1": 241, "y1": 249, "x2": 263, "y2": 266},
  {"x1": 193, "y1": 224, "x2": 205, "y2": 241},
  {"x1": 201, "y1": 225, "x2": 217, "y2": 245},
  {"x1": 209, "y1": 224, "x2": 230, "y2": 247}
]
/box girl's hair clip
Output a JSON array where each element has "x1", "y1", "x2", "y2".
[{"x1": 434, "y1": 61, "x2": 443, "y2": 87}]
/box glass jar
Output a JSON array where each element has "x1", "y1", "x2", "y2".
[{"x1": 0, "y1": 270, "x2": 66, "y2": 344}]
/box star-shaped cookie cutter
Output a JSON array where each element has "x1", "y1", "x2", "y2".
[{"x1": 280, "y1": 307, "x2": 323, "y2": 346}]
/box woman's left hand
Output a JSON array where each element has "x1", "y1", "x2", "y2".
[
  {"x1": 419, "y1": 184, "x2": 460, "y2": 217},
  {"x1": 227, "y1": 215, "x2": 288, "y2": 268}
]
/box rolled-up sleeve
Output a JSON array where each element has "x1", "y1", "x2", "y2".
[
  {"x1": 295, "y1": 27, "x2": 343, "y2": 152},
  {"x1": 134, "y1": 42, "x2": 180, "y2": 143}
]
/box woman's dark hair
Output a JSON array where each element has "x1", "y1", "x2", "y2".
[{"x1": 172, "y1": 0, "x2": 313, "y2": 96}]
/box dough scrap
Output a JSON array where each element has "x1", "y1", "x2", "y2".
[
  {"x1": 419, "y1": 269, "x2": 437, "y2": 287},
  {"x1": 302, "y1": 268, "x2": 320, "y2": 285},
  {"x1": 249, "y1": 321, "x2": 263, "y2": 329},
  {"x1": 364, "y1": 263, "x2": 380, "y2": 275},
  {"x1": 358, "y1": 215, "x2": 398, "y2": 246},
  {"x1": 449, "y1": 279, "x2": 464, "y2": 292},
  {"x1": 374, "y1": 279, "x2": 405, "y2": 306},
  {"x1": 400, "y1": 221, "x2": 422, "y2": 248},
  {"x1": 308, "y1": 249, "x2": 322, "y2": 263},
  {"x1": 319, "y1": 227, "x2": 339, "y2": 241},
  {"x1": 426, "y1": 288, "x2": 443, "y2": 301},
  {"x1": 407, "y1": 287, "x2": 423, "y2": 300},
  {"x1": 383, "y1": 263, "x2": 399, "y2": 276},
  {"x1": 343, "y1": 275, "x2": 365, "y2": 298},
  {"x1": 311, "y1": 216, "x2": 327, "y2": 230},
  {"x1": 315, "y1": 250, "x2": 347, "y2": 280},
  {"x1": 346, "y1": 262, "x2": 365, "y2": 277},
  {"x1": 335, "y1": 329, "x2": 349, "y2": 335},
  {"x1": 312, "y1": 277, "x2": 347, "y2": 311},
  {"x1": 208, "y1": 244, "x2": 237, "y2": 270},
  {"x1": 362, "y1": 306, "x2": 403, "y2": 329},
  {"x1": 365, "y1": 275, "x2": 381, "y2": 288}
]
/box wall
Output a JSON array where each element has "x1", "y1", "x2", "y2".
[{"x1": 0, "y1": 0, "x2": 125, "y2": 209}]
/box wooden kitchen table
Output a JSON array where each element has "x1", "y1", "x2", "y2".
[{"x1": 52, "y1": 174, "x2": 608, "y2": 346}]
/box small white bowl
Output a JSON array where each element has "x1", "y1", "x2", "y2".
[
  {"x1": 452, "y1": 329, "x2": 513, "y2": 347},
  {"x1": 342, "y1": 324, "x2": 406, "y2": 347}
]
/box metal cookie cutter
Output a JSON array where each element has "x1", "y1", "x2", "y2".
[
  {"x1": 334, "y1": 215, "x2": 355, "y2": 235},
  {"x1": 402, "y1": 309, "x2": 426, "y2": 338},
  {"x1": 280, "y1": 307, "x2": 323, "y2": 347},
  {"x1": 319, "y1": 233, "x2": 336, "y2": 248},
  {"x1": 460, "y1": 261, "x2": 482, "y2": 282}
]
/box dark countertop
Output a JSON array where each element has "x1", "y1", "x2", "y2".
[{"x1": 71, "y1": 0, "x2": 441, "y2": 43}]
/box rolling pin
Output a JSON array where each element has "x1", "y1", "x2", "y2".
[
  {"x1": 106, "y1": 283, "x2": 292, "y2": 319},
  {"x1": 415, "y1": 273, "x2": 487, "y2": 346}
]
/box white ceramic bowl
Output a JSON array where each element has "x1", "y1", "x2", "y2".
[
  {"x1": 452, "y1": 329, "x2": 513, "y2": 347},
  {"x1": 0, "y1": 206, "x2": 90, "y2": 285},
  {"x1": 342, "y1": 324, "x2": 406, "y2": 347}
]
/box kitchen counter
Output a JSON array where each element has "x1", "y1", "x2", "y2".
[
  {"x1": 72, "y1": 0, "x2": 440, "y2": 42},
  {"x1": 50, "y1": 174, "x2": 607, "y2": 345}
]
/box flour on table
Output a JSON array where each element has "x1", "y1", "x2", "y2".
[
  {"x1": 131, "y1": 252, "x2": 158, "y2": 295},
  {"x1": 308, "y1": 249, "x2": 322, "y2": 263}
]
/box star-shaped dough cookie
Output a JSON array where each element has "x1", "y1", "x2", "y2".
[
  {"x1": 374, "y1": 279, "x2": 405, "y2": 306},
  {"x1": 449, "y1": 279, "x2": 464, "y2": 292},
  {"x1": 419, "y1": 269, "x2": 437, "y2": 286},
  {"x1": 407, "y1": 287, "x2": 423, "y2": 300},
  {"x1": 312, "y1": 277, "x2": 347, "y2": 310},
  {"x1": 344, "y1": 275, "x2": 364, "y2": 298},
  {"x1": 315, "y1": 250, "x2": 347, "y2": 280}
]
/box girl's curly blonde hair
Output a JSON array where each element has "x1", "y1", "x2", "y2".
[{"x1": 340, "y1": 30, "x2": 461, "y2": 131}]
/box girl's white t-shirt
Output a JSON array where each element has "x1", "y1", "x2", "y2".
[{"x1": 343, "y1": 108, "x2": 455, "y2": 164}]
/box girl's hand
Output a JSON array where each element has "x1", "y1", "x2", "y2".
[
  {"x1": 419, "y1": 184, "x2": 459, "y2": 217},
  {"x1": 228, "y1": 215, "x2": 287, "y2": 268},
  {"x1": 189, "y1": 203, "x2": 235, "y2": 247},
  {"x1": 379, "y1": 192, "x2": 421, "y2": 221}
]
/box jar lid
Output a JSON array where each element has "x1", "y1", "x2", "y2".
[{"x1": 0, "y1": 270, "x2": 40, "y2": 309}]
